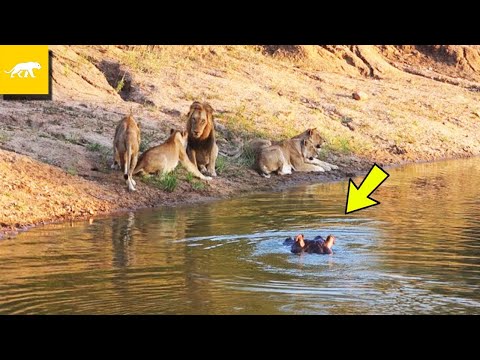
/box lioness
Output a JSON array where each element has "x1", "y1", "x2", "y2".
[
  {"x1": 256, "y1": 137, "x2": 322, "y2": 178},
  {"x1": 112, "y1": 114, "x2": 141, "y2": 191},
  {"x1": 133, "y1": 129, "x2": 212, "y2": 181},
  {"x1": 186, "y1": 101, "x2": 219, "y2": 177},
  {"x1": 292, "y1": 128, "x2": 338, "y2": 171},
  {"x1": 250, "y1": 128, "x2": 338, "y2": 172}
]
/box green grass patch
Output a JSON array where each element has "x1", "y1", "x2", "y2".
[
  {"x1": 215, "y1": 155, "x2": 227, "y2": 175},
  {"x1": 141, "y1": 171, "x2": 178, "y2": 192},
  {"x1": 86, "y1": 142, "x2": 102, "y2": 152},
  {"x1": 66, "y1": 167, "x2": 78, "y2": 176},
  {"x1": 0, "y1": 132, "x2": 11, "y2": 144},
  {"x1": 185, "y1": 172, "x2": 207, "y2": 191},
  {"x1": 115, "y1": 74, "x2": 126, "y2": 93},
  {"x1": 234, "y1": 145, "x2": 256, "y2": 168}
]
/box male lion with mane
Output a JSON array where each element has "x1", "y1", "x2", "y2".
[{"x1": 186, "y1": 101, "x2": 219, "y2": 177}]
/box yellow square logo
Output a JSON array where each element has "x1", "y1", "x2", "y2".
[{"x1": 0, "y1": 45, "x2": 49, "y2": 95}]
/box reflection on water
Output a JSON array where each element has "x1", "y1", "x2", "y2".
[{"x1": 1, "y1": 158, "x2": 480, "y2": 314}]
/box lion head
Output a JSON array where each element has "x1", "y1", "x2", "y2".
[
  {"x1": 301, "y1": 138, "x2": 319, "y2": 161},
  {"x1": 32, "y1": 62, "x2": 41, "y2": 70},
  {"x1": 305, "y1": 128, "x2": 325, "y2": 149},
  {"x1": 187, "y1": 101, "x2": 214, "y2": 140},
  {"x1": 169, "y1": 128, "x2": 189, "y2": 148}
]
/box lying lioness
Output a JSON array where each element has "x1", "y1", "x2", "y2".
[
  {"x1": 251, "y1": 128, "x2": 338, "y2": 175},
  {"x1": 256, "y1": 137, "x2": 321, "y2": 178},
  {"x1": 133, "y1": 129, "x2": 212, "y2": 181}
]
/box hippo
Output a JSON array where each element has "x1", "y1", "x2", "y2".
[{"x1": 287, "y1": 234, "x2": 336, "y2": 255}]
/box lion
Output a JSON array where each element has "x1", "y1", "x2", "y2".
[
  {"x1": 186, "y1": 101, "x2": 219, "y2": 177},
  {"x1": 4, "y1": 62, "x2": 41, "y2": 78},
  {"x1": 249, "y1": 128, "x2": 339, "y2": 172},
  {"x1": 291, "y1": 128, "x2": 338, "y2": 171},
  {"x1": 256, "y1": 137, "x2": 323, "y2": 178},
  {"x1": 112, "y1": 114, "x2": 141, "y2": 191},
  {"x1": 133, "y1": 129, "x2": 212, "y2": 181}
]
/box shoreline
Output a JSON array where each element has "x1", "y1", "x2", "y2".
[{"x1": 2, "y1": 154, "x2": 476, "y2": 240}]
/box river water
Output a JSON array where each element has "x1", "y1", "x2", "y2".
[{"x1": 1, "y1": 158, "x2": 479, "y2": 314}]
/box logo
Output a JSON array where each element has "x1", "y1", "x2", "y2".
[
  {"x1": 0, "y1": 45, "x2": 49, "y2": 95},
  {"x1": 5, "y1": 62, "x2": 42, "y2": 78}
]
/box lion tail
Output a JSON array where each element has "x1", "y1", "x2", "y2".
[
  {"x1": 124, "y1": 144, "x2": 131, "y2": 181},
  {"x1": 4, "y1": 68, "x2": 14, "y2": 74}
]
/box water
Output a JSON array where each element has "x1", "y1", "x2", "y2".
[{"x1": 1, "y1": 158, "x2": 480, "y2": 314}]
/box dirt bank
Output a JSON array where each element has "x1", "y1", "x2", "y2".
[{"x1": 2, "y1": 45, "x2": 480, "y2": 237}]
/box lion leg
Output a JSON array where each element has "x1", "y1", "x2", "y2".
[
  {"x1": 122, "y1": 150, "x2": 136, "y2": 192},
  {"x1": 278, "y1": 163, "x2": 293, "y2": 175},
  {"x1": 259, "y1": 165, "x2": 271, "y2": 178},
  {"x1": 208, "y1": 143, "x2": 219, "y2": 177},
  {"x1": 307, "y1": 159, "x2": 339, "y2": 171},
  {"x1": 111, "y1": 146, "x2": 120, "y2": 170},
  {"x1": 28, "y1": 69, "x2": 36, "y2": 78},
  {"x1": 187, "y1": 147, "x2": 197, "y2": 168},
  {"x1": 11, "y1": 69, "x2": 20, "y2": 78},
  {"x1": 294, "y1": 163, "x2": 325, "y2": 172},
  {"x1": 129, "y1": 153, "x2": 139, "y2": 187},
  {"x1": 319, "y1": 160, "x2": 339, "y2": 170},
  {"x1": 305, "y1": 157, "x2": 331, "y2": 171},
  {"x1": 180, "y1": 149, "x2": 212, "y2": 181}
]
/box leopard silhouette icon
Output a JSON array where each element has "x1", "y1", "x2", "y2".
[{"x1": 4, "y1": 62, "x2": 41, "y2": 78}]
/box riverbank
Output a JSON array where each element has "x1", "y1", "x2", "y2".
[
  {"x1": 2, "y1": 45, "x2": 480, "y2": 238},
  {"x1": 0, "y1": 146, "x2": 372, "y2": 238}
]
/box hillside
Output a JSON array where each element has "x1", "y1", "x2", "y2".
[{"x1": 1, "y1": 45, "x2": 480, "y2": 235}]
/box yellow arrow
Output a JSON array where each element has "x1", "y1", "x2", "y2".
[{"x1": 345, "y1": 163, "x2": 389, "y2": 214}]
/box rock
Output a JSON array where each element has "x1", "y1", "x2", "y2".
[
  {"x1": 352, "y1": 91, "x2": 368, "y2": 101},
  {"x1": 214, "y1": 122, "x2": 227, "y2": 133}
]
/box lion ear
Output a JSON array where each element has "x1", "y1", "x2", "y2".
[
  {"x1": 308, "y1": 128, "x2": 313, "y2": 136},
  {"x1": 190, "y1": 101, "x2": 201, "y2": 110},
  {"x1": 181, "y1": 130, "x2": 188, "y2": 137},
  {"x1": 188, "y1": 101, "x2": 201, "y2": 117},
  {"x1": 170, "y1": 128, "x2": 175, "y2": 135},
  {"x1": 204, "y1": 103, "x2": 214, "y2": 114},
  {"x1": 303, "y1": 139, "x2": 308, "y2": 146}
]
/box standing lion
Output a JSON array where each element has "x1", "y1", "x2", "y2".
[
  {"x1": 186, "y1": 101, "x2": 219, "y2": 177},
  {"x1": 112, "y1": 114, "x2": 141, "y2": 191}
]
